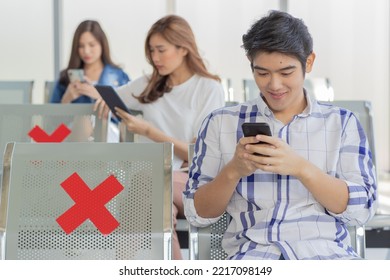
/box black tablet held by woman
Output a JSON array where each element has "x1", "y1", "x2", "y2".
[{"x1": 95, "y1": 85, "x2": 130, "y2": 121}]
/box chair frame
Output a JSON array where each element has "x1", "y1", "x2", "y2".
[{"x1": 44, "y1": 81, "x2": 56, "y2": 103}]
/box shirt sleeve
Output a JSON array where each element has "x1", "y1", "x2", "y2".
[
  {"x1": 327, "y1": 112, "x2": 377, "y2": 225},
  {"x1": 183, "y1": 110, "x2": 225, "y2": 227},
  {"x1": 116, "y1": 77, "x2": 148, "y2": 111},
  {"x1": 193, "y1": 80, "x2": 225, "y2": 137}
]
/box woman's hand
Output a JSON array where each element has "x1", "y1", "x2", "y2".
[
  {"x1": 74, "y1": 77, "x2": 101, "y2": 99},
  {"x1": 115, "y1": 107, "x2": 151, "y2": 136},
  {"x1": 61, "y1": 77, "x2": 100, "y2": 103},
  {"x1": 93, "y1": 98, "x2": 111, "y2": 120},
  {"x1": 61, "y1": 82, "x2": 82, "y2": 103}
]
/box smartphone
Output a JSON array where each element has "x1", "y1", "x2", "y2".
[
  {"x1": 94, "y1": 85, "x2": 131, "y2": 121},
  {"x1": 242, "y1": 122, "x2": 272, "y2": 145},
  {"x1": 67, "y1": 69, "x2": 85, "y2": 83}
]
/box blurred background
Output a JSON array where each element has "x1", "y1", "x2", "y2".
[
  {"x1": 0, "y1": 0, "x2": 389, "y2": 259},
  {"x1": 0, "y1": 0, "x2": 388, "y2": 173}
]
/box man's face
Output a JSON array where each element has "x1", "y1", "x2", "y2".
[{"x1": 252, "y1": 52, "x2": 314, "y2": 121}]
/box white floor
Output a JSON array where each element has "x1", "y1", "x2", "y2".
[
  {"x1": 181, "y1": 249, "x2": 189, "y2": 260},
  {"x1": 377, "y1": 176, "x2": 390, "y2": 215},
  {"x1": 366, "y1": 248, "x2": 390, "y2": 260}
]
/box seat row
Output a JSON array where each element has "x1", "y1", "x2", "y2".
[{"x1": 0, "y1": 101, "x2": 388, "y2": 259}]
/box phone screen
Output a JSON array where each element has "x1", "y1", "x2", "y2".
[
  {"x1": 67, "y1": 69, "x2": 85, "y2": 83},
  {"x1": 242, "y1": 122, "x2": 272, "y2": 145}
]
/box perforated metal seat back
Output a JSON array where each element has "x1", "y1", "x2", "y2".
[
  {"x1": 0, "y1": 142, "x2": 172, "y2": 260},
  {"x1": 0, "y1": 104, "x2": 108, "y2": 176},
  {"x1": 198, "y1": 213, "x2": 229, "y2": 260},
  {"x1": 188, "y1": 143, "x2": 229, "y2": 260}
]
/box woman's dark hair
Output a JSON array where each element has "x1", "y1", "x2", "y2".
[
  {"x1": 59, "y1": 20, "x2": 119, "y2": 85},
  {"x1": 242, "y1": 10, "x2": 313, "y2": 73}
]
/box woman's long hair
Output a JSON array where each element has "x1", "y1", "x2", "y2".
[
  {"x1": 59, "y1": 20, "x2": 119, "y2": 85},
  {"x1": 137, "y1": 15, "x2": 220, "y2": 103}
]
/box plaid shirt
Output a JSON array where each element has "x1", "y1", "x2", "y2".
[{"x1": 183, "y1": 93, "x2": 377, "y2": 260}]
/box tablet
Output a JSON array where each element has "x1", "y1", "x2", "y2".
[{"x1": 95, "y1": 85, "x2": 130, "y2": 121}]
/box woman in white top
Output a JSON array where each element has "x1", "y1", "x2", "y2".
[{"x1": 96, "y1": 15, "x2": 225, "y2": 259}]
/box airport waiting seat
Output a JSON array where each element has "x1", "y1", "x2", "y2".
[
  {"x1": 0, "y1": 142, "x2": 173, "y2": 260},
  {"x1": 0, "y1": 104, "x2": 109, "y2": 180},
  {"x1": 304, "y1": 77, "x2": 334, "y2": 101},
  {"x1": 0, "y1": 80, "x2": 34, "y2": 104},
  {"x1": 242, "y1": 79, "x2": 259, "y2": 101},
  {"x1": 44, "y1": 81, "x2": 56, "y2": 103}
]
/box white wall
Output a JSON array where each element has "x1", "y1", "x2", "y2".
[
  {"x1": 289, "y1": 0, "x2": 390, "y2": 174},
  {"x1": 175, "y1": 0, "x2": 279, "y2": 101},
  {"x1": 0, "y1": 0, "x2": 53, "y2": 104},
  {"x1": 61, "y1": 0, "x2": 167, "y2": 81},
  {"x1": 0, "y1": 0, "x2": 389, "y2": 173}
]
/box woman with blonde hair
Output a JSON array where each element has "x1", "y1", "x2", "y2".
[{"x1": 96, "y1": 15, "x2": 225, "y2": 259}]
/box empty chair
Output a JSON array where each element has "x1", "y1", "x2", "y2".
[
  {"x1": 0, "y1": 104, "x2": 109, "y2": 179},
  {"x1": 242, "y1": 79, "x2": 259, "y2": 101},
  {"x1": 225, "y1": 101, "x2": 239, "y2": 106},
  {"x1": 0, "y1": 142, "x2": 173, "y2": 260},
  {"x1": 304, "y1": 77, "x2": 334, "y2": 101},
  {"x1": 0, "y1": 80, "x2": 34, "y2": 104},
  {"x1": 44, "y1": 81, "x2": 56, "y2": 103},
  {"x1": 221, "y1": 78, "x2": 234, "y2": 103}
]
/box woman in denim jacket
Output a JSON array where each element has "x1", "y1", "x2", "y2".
[{"x1": 51, "y1": 20, "x2": 130, "y2": 104}]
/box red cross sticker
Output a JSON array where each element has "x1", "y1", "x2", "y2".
[
  {"x1": 28, "y1": 123, "x2": 71, "y2": 142},
  {"x1": 56, "y1": 173, "x2": 124, "y2": 235}
]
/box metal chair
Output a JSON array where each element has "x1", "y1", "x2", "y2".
[
  {"x1": 44, "y1": 81, "x2": 56, "y2": 103},
  {"x1": 0, "y1": 104, "x2": 109, "y2": 180},
  {"x1": 0, "y1": 142, "x2": 173, "y2": 260},
  {"x1": 242, "y1": 79, "x2": 259, "y2": 101},
  {"x1": 0, "y1": 80, "x2": 34, "y2": 104},
  {"x1": 304, "y1": 77, "x2": 334, "y2": 101}
]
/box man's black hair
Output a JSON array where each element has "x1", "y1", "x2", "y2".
[{"x1": 242, "y1": 10, "x2": 313, "y2": 73}]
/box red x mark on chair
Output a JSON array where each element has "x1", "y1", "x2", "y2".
[
  {"x1": 28, "y1": 123, "x2": 71, "y2": 142},
  {"x1": 56, "y1": 172, "x2": 124, "y2": 235}
]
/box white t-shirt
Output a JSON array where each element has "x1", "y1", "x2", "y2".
[{"x1": 116, "y1": 74, "x2": 225, "y2": 170}]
